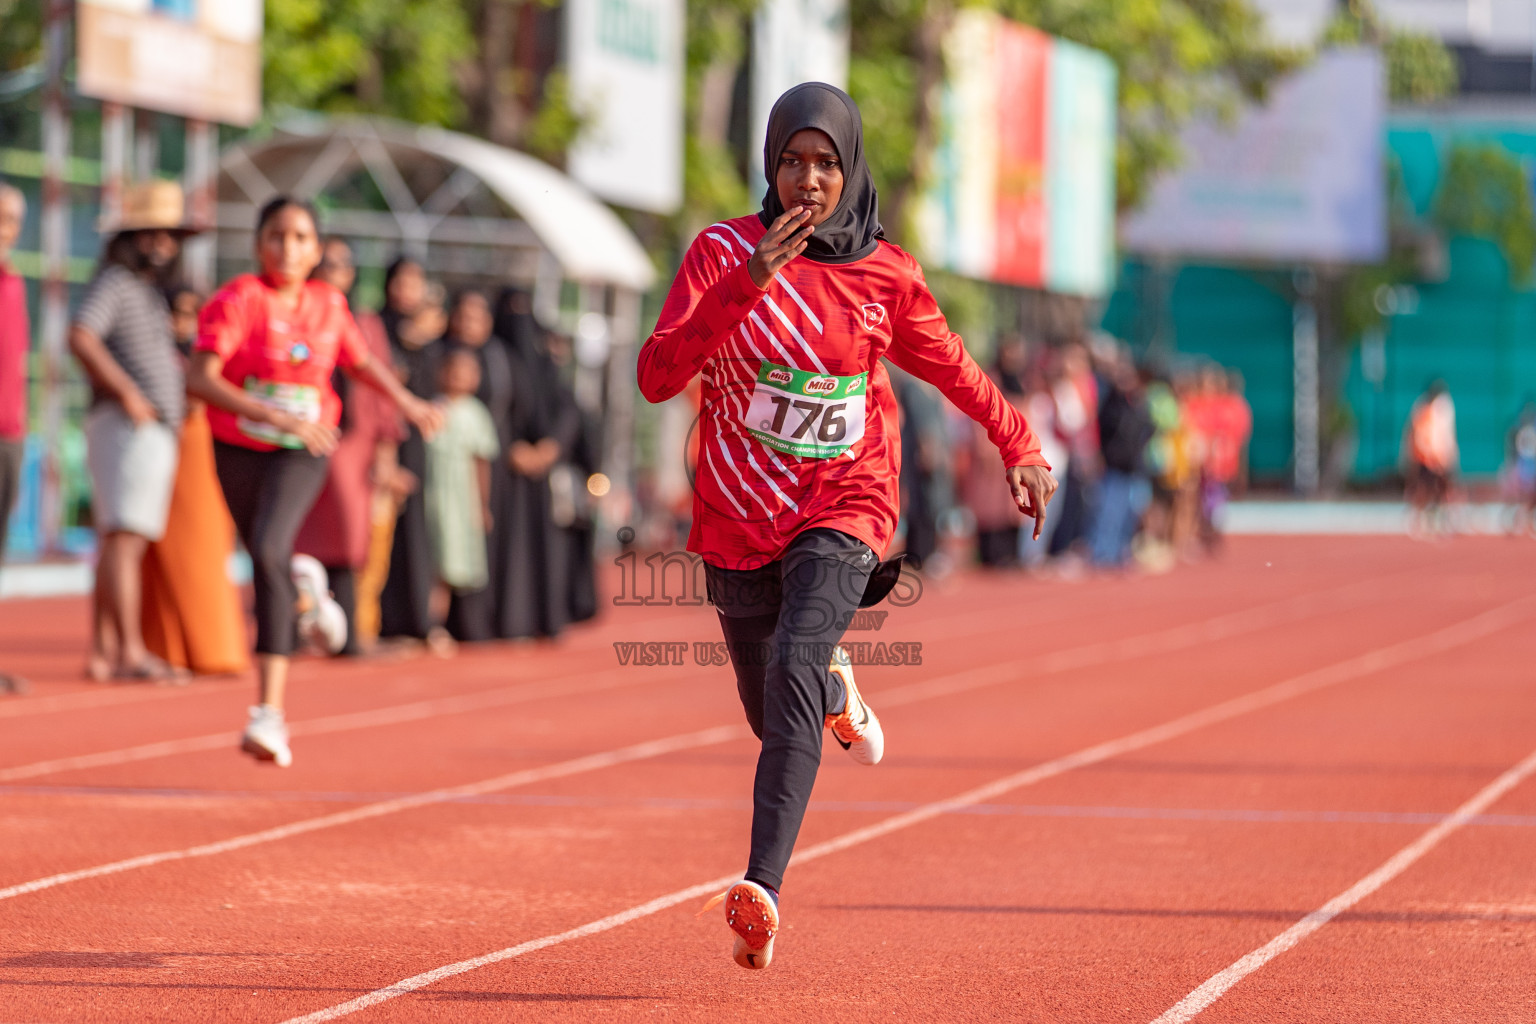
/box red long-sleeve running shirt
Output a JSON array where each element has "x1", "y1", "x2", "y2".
[{"x1": 639, "y1": 215, "x2": 1049, "y2": 570}]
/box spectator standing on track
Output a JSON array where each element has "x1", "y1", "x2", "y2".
[
  {"x1": 424, "y1": 347, "x2": 499, "y2": 653},
  {"x1": 1090, "y1": 352, "x2": 1154, "y2": 569},
  {"x1": 1019, "y1": 353, "x2": 1069, "y2": 569},
  {"x1": 1046, "y1": 340, "x2": 1099, "y2": 560},
  {"x1": 543, "y1": 330, "x2": 603, "y2": 625},
  {"x1": 295, "y1": 238, "x2": 409, "y2": 656},
  {"x1": 1190, "y1": 365, "x2": 1252, "y2": 552},
  {"x1": 491, "y1": 287, "x2": 582, "y2": 640},
  {"x1": 434, "y1": 289, "x2": 512, "y2": 643},
  {"x1": 0, "y1": 181, "x2": 30, "y2": 694},
  {"x1": 1138, "y1": 369, "x2": 1183, "y2": 571},
  {"x1": 187, "y1": 197, "x2": 441, "y2": 767},
  {"x1": 139, "y1": 286, "x2": 249, "y2": 676},
  {"x1": 1501, "y1": 401, "x2": 1536, "y2": 537},
  {"x1": 68, "y1": 180, "x2": 193, "y2": 683},
  {"x1": 1403, "y1": 380, "x2": 1458, "y2": 538},
  {"x1": 378, "y1": 257, "x2": 447, "y2": 645},
  {"x1": 964, "y1": 334, "x2": 1031, "y2": 567},
  {"x1": 640, "y1": 83, "x2": 1055, "y2": 971},
  {"x1": 891, "y1": 364, "x2": 948, "y2": 571}
]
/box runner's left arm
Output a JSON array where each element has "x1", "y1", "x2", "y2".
[{"x1": 887, "y1": 255, "x2": 1058, "y2": 535}]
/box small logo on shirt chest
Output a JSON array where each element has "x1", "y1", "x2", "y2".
[{"x1": 861, "y1": 303, "x2": 887, "y2": 330}]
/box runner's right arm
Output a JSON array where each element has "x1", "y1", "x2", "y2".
[
  {"x1": 637, "y1": 212, "x2": 811, "y2": 404},
  {"x1": 637, "y1": 238, "x2": 763, "y2": 404}
]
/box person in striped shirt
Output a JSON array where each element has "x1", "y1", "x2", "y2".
[{"x1": 640, "y1": 83, "x2": 1056, "y2": 969}]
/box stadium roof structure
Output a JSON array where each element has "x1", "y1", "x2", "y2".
[{"x1": 210, "y1": 113, "x2": 657, "y2": 293}]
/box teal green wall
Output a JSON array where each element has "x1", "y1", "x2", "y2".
[
  {"x1": 1104, "y1": 113, "x2": 1536, "y2": 484},
  {"x1": 1101, "y1": 262, "x2": 1295, "y2": 478}
]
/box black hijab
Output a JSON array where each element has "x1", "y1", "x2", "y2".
[{"x1": 759, "y1": 82, "x2": 884, "y2": 264}]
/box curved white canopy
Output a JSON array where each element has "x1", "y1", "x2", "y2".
[{"x1": 215, "y1": 115, "x2": 656, "y2": 291}]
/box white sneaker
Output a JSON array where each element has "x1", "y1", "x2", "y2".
[
  {"x1": 292, "y1": 555, "x2": 348, "y2": 655},
  {"x1": 826, "y1": 646, "x2": 884, "y2": 765},
  {"x1": 241, "y1": 705, "x2": 293, "y2": 767}
]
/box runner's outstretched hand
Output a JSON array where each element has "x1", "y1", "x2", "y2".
[
  {"x1": 273, "y1": 414, "x2": 339, "y2": 457},
  {"x1": 748, "y1": 209, "x2": 814, "y2": 288},
  {"x1": 1008, "y1": 465, "x2": 1059, "y2": 541}
]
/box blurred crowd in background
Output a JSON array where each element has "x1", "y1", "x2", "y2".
[
  {"x1": 0, "y1": 180, "x2": 601, "y2": 684},
  {"x1": 893, "y1": 334, "x2": 1253, "y2": 578}
]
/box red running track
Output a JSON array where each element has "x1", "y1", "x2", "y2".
[{"x1": 2, "y1": 537, "x2": 1535, "y2": 1022}]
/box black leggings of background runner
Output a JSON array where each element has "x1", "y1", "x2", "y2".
[
  {"x1": 706, "y1": 527, "x2": 876, "y2": 892},
  {"x1": 214, "y1": 441, "x2": 330, "y2": 657}
]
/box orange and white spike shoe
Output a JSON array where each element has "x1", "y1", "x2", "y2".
[
  {"x1": 826, "y1": 646, "x2": 884, "y2": 765},
  {"x1": 706, "y1": 880, "x2": 778, "y2": 970}
]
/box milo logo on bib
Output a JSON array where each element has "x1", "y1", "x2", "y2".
[
  {"x1": 803, "y1": 377, "x2": 838, "y2": 396},
  {"x1": 744, "y1": 361, "x2": 868, "y2": 459}
]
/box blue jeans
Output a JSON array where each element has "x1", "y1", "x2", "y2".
[{"x1": 1091, "y1": 469, "x2": 1150, "y2": 566}]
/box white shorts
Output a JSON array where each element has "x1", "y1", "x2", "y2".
[{"x1": 85, "y1": 403, "x2": 179, "y2": 541}]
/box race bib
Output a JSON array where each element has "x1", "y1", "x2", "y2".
[
  {"x1": 744, "y1": 362, "x2": 866, "y2": 459},
  {"x1": 238, "y1": 378, "x2": 322, "y2": 449}
]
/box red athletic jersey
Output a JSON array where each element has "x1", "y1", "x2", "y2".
[
  {"x1": 196, "y1": 274, "x2": 367, "y2": 451},
  {"x1": 639, "y1": 215, "x2": 1048, "y2": 569}
]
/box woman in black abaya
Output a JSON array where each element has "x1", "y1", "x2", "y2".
[
  {"x1": 488, "y1": 288, "x2": 582, "y2": 639},
  {"x1": 377, "y1": 257, "x2": 444, "y2": 641}
]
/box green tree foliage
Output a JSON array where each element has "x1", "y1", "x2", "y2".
[
  {"x1": 262, "y1": 0, "x2": 582, "y2": 158},
  {"x1": 1323, "y1": 0, "x2": 1458, "y2": 103},
  {"x1": 263, "y1": 0, "x2": 476, "y2": 126},
  {"x1": 0, "y1": 0, "x2": 42, "y2": 74},
  {"x1": 679, "y1": 0, "x2": 758, "y2": 235},
  {"x1": 1435, "y1": 142, "x2": 1536, "y2": 284}
]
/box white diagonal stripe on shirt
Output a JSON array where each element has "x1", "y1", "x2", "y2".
[
  {"x1": 713, "y1": 428, "x2": 776, "y2": 519},
  {"x1": 701, "y1": 441, "x2": 751, "y2": 520},
  {"x1": 747, "y1": 311, "x2": 800, "y2": 368},
  {"x1": 762, "y1": 294, "x2": 828, "y2": 374}
]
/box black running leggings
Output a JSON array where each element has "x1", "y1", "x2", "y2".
[
  {"x1": 214, "y1": 441, "x2": 331, "y2": 657},
  {"x1": 706, "y1": 528, "x2": 876, "y2": 893}
]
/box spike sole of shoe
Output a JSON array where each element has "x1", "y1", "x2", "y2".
[{"x1": 725, "y1": 882, "x2": 777, "y2": 970}]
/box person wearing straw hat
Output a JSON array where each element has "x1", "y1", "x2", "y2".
[{"x1": 68, "y1": 178, "x2": 199, "y2": 682}]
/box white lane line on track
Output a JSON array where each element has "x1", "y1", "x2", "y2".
[
  {"x1": 275, "y1": 596, "x2": 1534, "y2": 1024},
  {"x1": 0, "y1": 725, "x2": 745, "y2": 902},
  {"x1": 0, "y1": 576, "x2": 1391, "y2": 783},
  {"x1": 16, "y1": 784, "x2": 1536, "y2": 830},
  {"x1": 0, "y1": 586, "x2": 1048, "y2": 768},
  {"x1": 1149, "y1": 742, "x2": 1536, "y2": 1024},
  {"x1": 0, "y1": 663, "x2": 700, "y2": 782},
  {"x1": 0, "y1": 607, "x2": 717, "y2": 722},
  {"x1": 0, "y1": 578, "x2": 1437, "y2": 904}
]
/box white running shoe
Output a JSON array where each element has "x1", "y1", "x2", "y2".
[
  {"x1": 241, "y1": 705, "x2": 293, "y2": 767},
  {"x1": 826, "y1": 645, "x2": 884, "y2": 765},
  {"x1": 291, "y1": 555, "x2": 348, "y2": 655}
]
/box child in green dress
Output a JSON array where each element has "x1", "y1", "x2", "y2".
[{"x1": 425, "y1": 347, "x2": 499, "y2": 648}]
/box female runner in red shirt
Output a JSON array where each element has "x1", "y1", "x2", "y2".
[
  {"x1": 189, "y1": 196, "x2": 442, "y2": 767},
  {"x1": 641, "y1": 83, "x2": 1057, "y2": 969}
]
